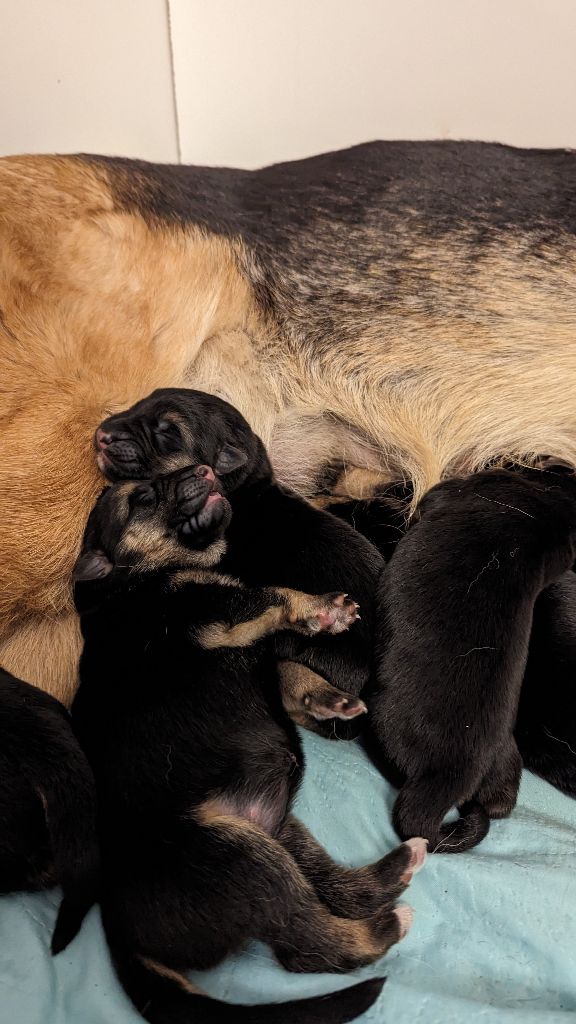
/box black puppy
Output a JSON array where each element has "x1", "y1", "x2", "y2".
[
  {"x1": 0, "y1": 666, "x2": 99, "y2": 948},
  {"x1": 59, "y1": 465, "x2": 426, "y2": 1024},
  {"x1": 370, "y1": 469, "x2": 576, "y2": 852},
  {"x1": 325, "y1": 482, "x2": 576, "y2": 799},
  {"x1": 96, "y1": 389, "x2": 386, "y2": 734}
]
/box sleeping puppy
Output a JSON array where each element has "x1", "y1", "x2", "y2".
[
  {"x1": 57, "y1": 464, "x2": 427, "y2": 1024},
  {"x1": 96, "y1": 389, "x2": 385, "y2": 736},
  {"x1": 324, "y1": 479, "x2": 576, "y2": 799},
  {"x1": 370, "y1": 469, "x2": 576, "y2": 852},
  {"x1": 0, "y1": 666, "x2": 99, "y2": 949}
]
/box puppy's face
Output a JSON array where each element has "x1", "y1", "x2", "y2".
[
  {"x1": 74, "y1": 464, "x2": 232, "y2": 582},
  {"x1": 95, "y1": 389, "x2": 272, "y2": 493}
]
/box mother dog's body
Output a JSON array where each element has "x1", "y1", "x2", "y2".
[{"x1": 2, "y1": 140, "x2": 576, "y2": 700}]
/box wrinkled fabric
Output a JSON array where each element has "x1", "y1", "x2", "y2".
[{"x1": 1, "y1": 730, "x2": 575, "y2": 1024}]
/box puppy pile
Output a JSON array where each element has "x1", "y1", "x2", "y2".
[{"x1": 1, "y1": 388, "x2": 576, "y2": 1023}]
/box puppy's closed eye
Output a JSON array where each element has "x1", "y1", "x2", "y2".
[
  {"x1": 154, "y1": 420, "x2": 173, "y2": 435},
  {"x1": 215, "y1": 445, "x2": 248, "y2": 475},
  {"x1": 130, "y1": 484, "x2": 157, "y2": 509}
]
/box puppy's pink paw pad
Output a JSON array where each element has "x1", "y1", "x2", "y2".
[
  {"x1": 404, "y1": 837, "x2": 428, "y2": 874},
  {"x1": 314, "y1": 594, "x2": 360, "y2": 634}
]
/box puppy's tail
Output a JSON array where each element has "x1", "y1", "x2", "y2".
[
  {"x1": 108, "y1": 940, "x2": 385, "y2": 1024},
  {"x1": 393, "y1": 780, "x2": 490, "y2": 854},
  {"x1": 48, "y1": 740, "x2": 100, "y2": 955}
]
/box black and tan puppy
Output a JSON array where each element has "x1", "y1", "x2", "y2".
[
  {"x1": 96, "y1": 388, "x2": 385, "y2": 734},
  {"x1": 58, "y1": 464, "x2": 427, "y2": 1024},
  {"x1": 370, "y1": 469, "x2": 576, "y2": 852},
  {"x1": 0, "y1": 666, "x2": 98, "y2": 947}
]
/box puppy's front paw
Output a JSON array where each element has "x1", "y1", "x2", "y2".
[
  {"x1": 282, "y1": 590, "x2": 360, "y2": 636},
  {"x1": 309, "y1": 592, "x2": 360, "y2": 634}
]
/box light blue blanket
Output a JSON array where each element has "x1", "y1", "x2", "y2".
[{"x1": 1, "y1": 730, "x2": 575, "y2": 1024}]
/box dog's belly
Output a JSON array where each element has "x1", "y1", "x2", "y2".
[{"x1": 195, "y1": 783, "x2": 295, "y2": 836}]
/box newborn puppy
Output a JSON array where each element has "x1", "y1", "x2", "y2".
[
  {"x1": 59, "y1": 464, "x2": 426, "y2": 1024},
  {"x1": 0, "y1": 667, "x2": 99, "y2": 949},
  {"x1": 96, "y1": 389, "x2": 385, "y2": 735},
  {"x1": 325, "y1": 476, "x2": 576, "y2": 798},
  {"x1": 370, "y1": 469, "x2": 576, "y2": 852}
]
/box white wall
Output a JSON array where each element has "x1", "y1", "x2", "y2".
[
  {"x1": 0, "y1": 0, "x2": 179, "y2": 161},
  {"x1": 1, "y1": 1, "x2": 576, "y2": 168}
]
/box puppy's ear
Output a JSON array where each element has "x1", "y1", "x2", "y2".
[
  {"x1": 214, "y1": 444, "x2": 248, "y2": 475},
  {"x1": 73, "y1": 549, "x2": 114, "y2": 582}
]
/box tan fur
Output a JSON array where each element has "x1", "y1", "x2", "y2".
[
  {"x1": 197, "y1": 605, "x2": 285, "y2": 650},
  {"x1": 274, "y1": 587, "x2": 331, "y2": 623},
  {"x1": 274, "y1": 234, "x2": 576, "y2": 506},
  {"x1": 0, "y1": 613, "x2": 81, "y2": 705},
  {"x1": 277, "y1": 660, "x2": 330, "y2": 729},
  {"x1": 138, "y1": 957, "x2": 202, "y2": 996},
  {"x1": 3, "y1": 156, "x2": 576, "y2": 696},
  {"x1": 169, "y1": 568, "x2": 240, "y2": 589},
  {"x1": 277, "y1": 661, "x2": 324, "y2": 714},
  {"x1": 121, "y1": 520, "x2": 227, "y2": 572}
]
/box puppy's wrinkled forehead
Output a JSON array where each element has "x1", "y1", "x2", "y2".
[{"x1": 95, "y1": 478, "x2": 227, "y2": 572}]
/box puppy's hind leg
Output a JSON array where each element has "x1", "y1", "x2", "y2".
[
  {"x1": 278, "y1": 661, "x2": 367, "y2": 729},
  {"x1": 476, "y1": 741, "x2": 522, "y2": 819},
  {"x1": 393, "y1": 773, "x2": 490, "y2": 853},
  {"x1": 279, "y1": 815, "x2": 427, "y2": 918},
  {"x1": 196, "y1": 802, "x2": 412, "y2": 973}
]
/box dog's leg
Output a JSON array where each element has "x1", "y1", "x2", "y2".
[
  {"x1": 277, "y1": 661, "x2": 367, "y2": 729},
  {"x1": 195, "y1": 801, "x2": 412, "y2": 972},
  {"x1": 197, "y1": 589, "x2": 359, "y2": 650},
  {"x1": 476, "y1": 741, "x2": 522, "y2": 819},
  {"x1": 274, "y1": 588, "x2": 360, "y2": 636},
  {"x1": 392, "y1": 771, "x2": 490, "y2": 853},
  {"x1": 278, "y1": 815, "x2": 426, "y2": 918}
]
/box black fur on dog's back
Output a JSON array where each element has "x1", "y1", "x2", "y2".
[
  {"x1": 0, "y1": 667, "x2": 99, "y2": 947},
  {"x1": 370, "y1": 469, "x2": 576, "y2": 852}
]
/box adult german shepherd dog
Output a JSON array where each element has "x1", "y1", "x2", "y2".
[{"x1": 1, "y1": 141, "x2": 576, "y2": 701}]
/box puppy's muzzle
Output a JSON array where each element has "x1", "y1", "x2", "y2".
[
  {"x1": 95, "y1": 428, "x2": 143, "y2": 477},
  {"x1": 176, "y1": 465, "x2": 217, "y2": 515},
  {"x1": 173, "y1": 466, "x2": 228, "y2": 541}
]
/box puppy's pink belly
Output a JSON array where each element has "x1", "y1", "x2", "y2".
[{"x1": 199, "y1": 787, "x2": 291, "y2": 834}]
